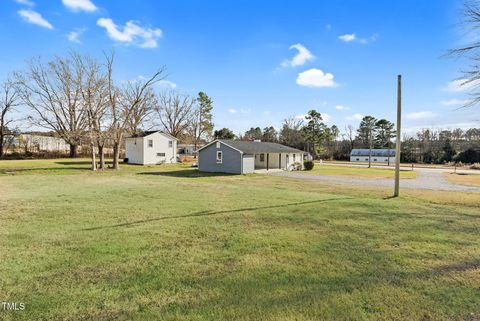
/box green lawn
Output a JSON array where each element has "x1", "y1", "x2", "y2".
[
  {"x1": 305, "y1": 164, "x2": 417, "y2": 179},
  {"x1": 0, "y1": 159, "x2": 479, "y2": 320}
]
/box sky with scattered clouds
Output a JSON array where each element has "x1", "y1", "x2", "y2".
[{"x1": 1, "y1": 0, "x2": 479, "y2": 135}]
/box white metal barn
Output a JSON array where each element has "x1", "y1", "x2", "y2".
[
  {"x1": 350, "y1": 149, "x2": 396, "y2": 163},
  {"x1": 125, "y1": 131, "x2": 178, "y2": 165}
]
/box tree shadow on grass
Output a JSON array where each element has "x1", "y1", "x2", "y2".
[
  {"x1": 55, "y1": 161, "x2": 93, "y2": 166},
  {"x1": 81, "y1": 197, "x2": 351, "y2": 231},
  {"x1": 138, "y1": 169, "x2": 236, "y2": 178},
  {"x1": 0, "y1": 167, "x2": 90, "y2": 174}
]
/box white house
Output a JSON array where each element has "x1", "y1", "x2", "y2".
[
  {"x1": 350, "y1": 149, "x2": 396, "y2": 163},
  {"x1": 125, "y1": 131, "x2": 178, "y2": 165},
  {"x1": 11, "y1": 134, "x2": 69, "y2": 153}
]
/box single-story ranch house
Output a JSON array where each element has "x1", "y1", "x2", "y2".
[
  {"x1": 350, "y1": 149, "x2": 396, "y2": 163},
  {"x1": 125, "y1": 131, "x2": 178, "y2": 165},
  {"x1": 198, "y1": 140, "x2": 304, "y2": 174}
]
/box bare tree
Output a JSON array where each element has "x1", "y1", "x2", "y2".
[
  {"x1": 156, "y1": 91, "x2": 195, "y2": 138},
  {"x1": 279, "y1": 117, "x2": 304, "y2": 149},
  {"x1": 105, "y1": 52, "x2": 165, "y2": 170},
  {"x1": 76, "y1": 53, "x2": 108, "y2": 170},
  {"x1": 0, "y1": 78, "x2": 20, "y2": 157},
  {"x1": 126, "y1": 87, "x2": 157, "y2": 135},
  {"x1": 15, "y1": 53, "x2": 87, "y2": 157},
  {"x1": 448, "y1": 0, "x2": 480, "y2": 106},
  {"x1": 345, "y1": 125, "x2": 356, "y2": 150}
]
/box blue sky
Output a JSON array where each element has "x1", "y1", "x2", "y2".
[{"x1": 1, "y1": 0, "x2": 479, "y2": 135}]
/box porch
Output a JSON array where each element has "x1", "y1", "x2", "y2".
[{"x1": 253, "y1": 152, "x2": 302, "y2": 171}]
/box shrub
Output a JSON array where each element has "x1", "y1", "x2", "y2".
[
  {"x1": 454, "y1": 148, "x2": 480, "y2": 164},
  {"x1": 303, "y1": 160, "x2": 314, "y2": 170},
  {"x1": 291, "y1": 162, "x2": 302, "y2": 171}
]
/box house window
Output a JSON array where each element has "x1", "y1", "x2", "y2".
[
  {"x1": 293, "y1": 154, "x2": 296, "y2": 162},
  {"x1": 148, "y1": 140, "x2": 153, "y2": 148},
  {"x1": 157, "y1": 153, "x2": 165, "y2": 157},
  {"x1": 260, "y1": 154, "x2": 265, "y2": 162},
  {"x1": 374, "y1": 158, "x2": 377, "y2": 161},
  {"x1": 168, "y1": 140, "x2": 173, "y2": 148},
  {"x1": 365, "y1": 158, "x2": 368, "y2": 161},
  {"x1": 216, "y1": 141, "x2": 220, "y2": 148},
  {"x1": 356, "y1": 158, "x2": 360, "y2": 161},
  {"x1": 216, "y1": 151, "x2": 223, "y2": 163}
]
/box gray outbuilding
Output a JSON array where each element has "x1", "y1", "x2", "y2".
[{"x1": 198, "y1": 140, "x2": 304, "y2": 174}]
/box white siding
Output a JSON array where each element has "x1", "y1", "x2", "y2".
[
  {"x1": 350, "y1": 156, "x2": 396, "y2": 163},
  {"x1": 125, "y1": 132, "x2": 177, "y2": 165},
  {"x1": 254, "y1": 152, "x2": 303, "y2": 170},
  {"x1": 125, "y1": 138, "x2": 144, "y2": 164}
]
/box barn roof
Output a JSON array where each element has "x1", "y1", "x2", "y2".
[
  {"x1": 199, "y1": 140, "x2": 304, "y2": 154},
  {"x1": 350, "y1": 149, "x2": 396, "y2": 157}
]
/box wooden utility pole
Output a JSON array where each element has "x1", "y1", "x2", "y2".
[{"x1": 394, "y1": 75, "x2": 402, "y2": 197}]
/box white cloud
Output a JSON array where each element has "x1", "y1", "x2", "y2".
[
  {"x1": 339, "y1": 33, "x2": 378, "y2": 44},
  {"x1": 67, "y1": 28, "x2": 86, "y2": 43},
  {"x1": 339, "y1": 33, "x2": 356, "y2": 42},
  {"x1": 97, "y1": 18, "x2": 162, "y2": 48},
  {"x1": 18, "y1": 9, "x2": 53, "y2": 29},
  {"x1": 157, "y1": 80, "x2": 176, "y2": 89},
  {"x1": 346, "y1": 113, "x2": 364, "y2": 121},
  {"x1": 62, "y1": 0, "x2": 97, "y2": 12},
  {"x1": 404, "y1": 111, "x2": 437, "y2": 120},
  {"x1": 228, "y1": 108, "x2": 250, "y2": 114},
  {"x1": 443, "y1": 79, "x2": 480, "y2": 92},
  {"x1": 281, "y1": 43, "x2": 315, "y2": 67},
  {"x1": 296, "y1": 68, "x2": 338, "y2": 88},
  {"x1": 440, "y1": 98, "x2": 469, "y2": 107},
  {"x1": 335, "y1": 105, "x2": 350, "y2": 110},
  {"x1": 295, "y1": 114, "x2": 307, "y2": 120},
  {"x1": 15, "y1": 0, "x2": 35, "y2": 6}
]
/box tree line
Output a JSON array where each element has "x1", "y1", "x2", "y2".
[
  {"x1": 2, "y1": 51, "x2": 479, "y2": 168},
  {"x1": 0, "y1": 50, "x2": 214, "y2": 170},
  {"x1": 214, "y1": 111, "x2": 479, "y2": 164}
]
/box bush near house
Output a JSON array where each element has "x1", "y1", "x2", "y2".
[{"x1": 303, "y1": 160, "x2": 314, "y2": 170}]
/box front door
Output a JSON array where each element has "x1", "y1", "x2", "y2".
[{"x1": 286, "y1": 155, "x2": 289, "y2": 169}]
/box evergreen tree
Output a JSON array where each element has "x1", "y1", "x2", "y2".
[
  {"x1": 302, "y1": 110, "x2": 328, "y2": 159},
  {"x1": 214, "y1": 128, "x2": 235, "y2": 139}
]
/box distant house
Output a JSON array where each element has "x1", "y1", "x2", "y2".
[
  {"x1": 11, "y1": 134, "x2": 69, "y2": 153},
  {"x1": 125, "y1": 131, "x2": 178, "y2": 165},
  {"x1": 198, "y1": 139, "x2": 304, "y2": 174},
  {"x1": 350, "y1": 149, "x2": 396, "y2": 163},
  {"x1": 178, "y1": 144, "x2": 201, "y2": 156}
]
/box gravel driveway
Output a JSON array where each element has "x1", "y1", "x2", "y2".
[{"x1": 267, "y1": 167, "x2": 480, "y2": 192}]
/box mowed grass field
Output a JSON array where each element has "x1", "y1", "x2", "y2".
[
  {"x1": 0, "y1": 159, "x2": 479, "y2": 321},
  {"x1": 307, "y1": 164, "x2": 417, "y2": 179}
]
